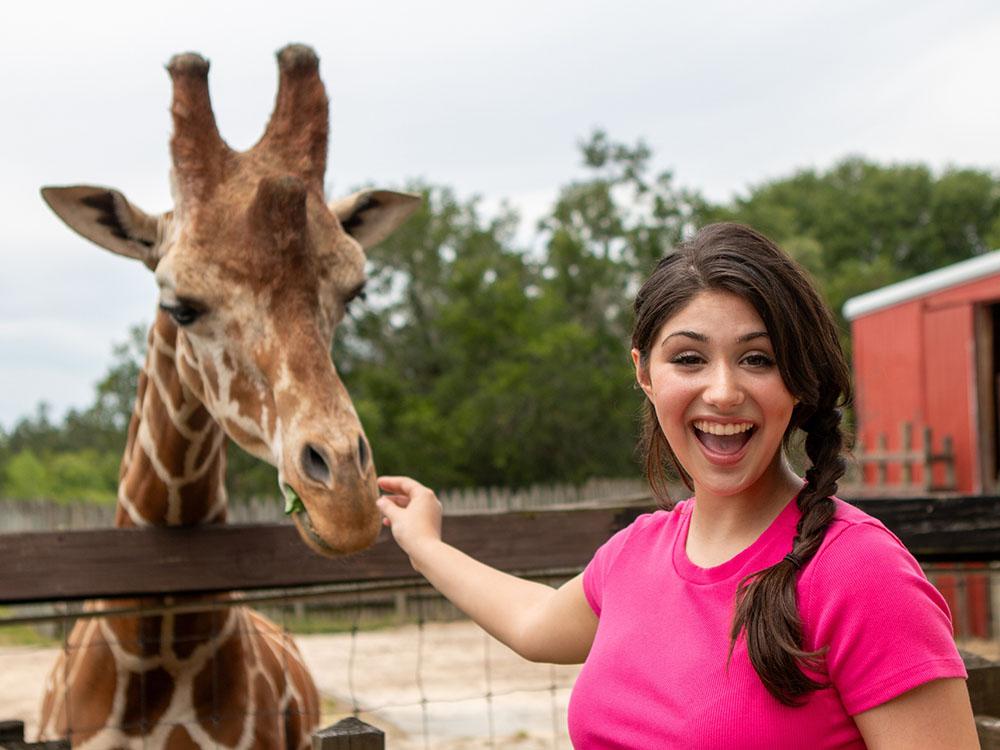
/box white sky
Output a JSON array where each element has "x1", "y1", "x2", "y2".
[{"x1": 1, "y1": 0, "x2": 999, "y2": 430}]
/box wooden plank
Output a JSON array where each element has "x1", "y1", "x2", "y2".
[
  {"x1": 0, "y1": 506, "x2": 647, "y2": 604},
  {"x1": 2, "y1": 496, "x2": 1000, "y2": 606},
  {"x1": 851, "y1": 495, "x2": 1000, "y2": 560}
]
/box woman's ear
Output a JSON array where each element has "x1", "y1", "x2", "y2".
[{"x1": 631, "y1": 348, "x2": 653, "y2": 398}]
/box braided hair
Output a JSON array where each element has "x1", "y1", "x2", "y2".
[{"x1": 631, "y1": 223, "x2": 852, "y2": 705}]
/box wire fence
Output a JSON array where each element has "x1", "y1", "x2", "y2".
[
  {"x1": 3, "y1": 563, "x2": 999, "y2": 748},
  {"x1": 1, "y1": 490, "x2": 996, "y2": 748},
  {"x1": 0, "y1": 574, "x2": 581, "y2": 749}
]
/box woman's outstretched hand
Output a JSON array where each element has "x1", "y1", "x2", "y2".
[
  {"x1": 377, "y1": 474, "x2": 597, "y2": 664},
  {"x1": 376, "y1": 476, "x2": 443, "y2": 569}
]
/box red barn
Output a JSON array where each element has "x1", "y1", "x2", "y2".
[{"x1": 843, "y1": 252, "x2": 1000, "y2": 494}]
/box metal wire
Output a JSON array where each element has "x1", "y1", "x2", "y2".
[
  {"x1": 549, "y1": 662, "x2": 560, "y2": 749},
  {"x1": 415, "y1": 592, "x2": 430, "y2": 750},
  {"x1": 5, "y1": 577, "x2": 584, "y2": 747},
  {"x1": 348, "y1": 582, "x2": 363, "y2": 716},
  {"x1": 483, "y1": 629, "x2": 496, "y2": 748}
]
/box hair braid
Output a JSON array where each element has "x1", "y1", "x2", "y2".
[{"x1": 729, "y1": 406, "x2": 846, "y2": 705}]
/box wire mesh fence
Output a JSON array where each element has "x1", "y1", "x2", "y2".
[
  {"x1": 3, "y1": 493, "x2": 999, "y2": 747},
  {"x1": 3, "y1": 562, "x2": 999, "y2": 748},
  {"x1": 0, "y1": 575, "x2": 581, "y2": 749}
]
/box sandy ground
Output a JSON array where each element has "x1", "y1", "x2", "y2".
[{"x1": 0, "y1": 620, "x2": 580, "y2": 749}]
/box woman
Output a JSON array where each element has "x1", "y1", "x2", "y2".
[{"x1": 376, "y1": 223, "x2": 977, "y2": 748}]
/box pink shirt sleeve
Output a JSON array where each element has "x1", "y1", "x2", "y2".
[
  {"x1": 802, "y1": 520, "x2": 967, "y2": 715},
  {"x1": 582, "y1": 512, "x2": 656, "y2": 616}
]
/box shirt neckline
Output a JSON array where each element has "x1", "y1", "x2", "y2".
[{"x1": 672, "y1": 493, "x2": 802, "y2": 584}]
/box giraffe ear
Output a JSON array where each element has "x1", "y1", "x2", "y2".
[
  {"x1": 41, "y1": 185, "x2": 163, "y2": 270},
  {"x1": 330, "y1": 189, "x2": 422, "y2": 250}
]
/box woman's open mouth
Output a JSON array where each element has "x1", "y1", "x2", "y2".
[{"x1": 692, "y1": 420, "x2": 756, "y2": 461}]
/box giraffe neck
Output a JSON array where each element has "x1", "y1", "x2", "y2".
[{"x1": 116, "y1": 311, "x2": 227, "y2": 528}]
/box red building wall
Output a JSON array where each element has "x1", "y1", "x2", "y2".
[
  {"x1": 852, "y1": 300, "x2": 926, "y2": 485},
  {"x1": 921, "y1": 303, "x2": 975, "y2": 491},
  {"x1": 850, "y1": 270, "x2": 1000, "y2": 493}
]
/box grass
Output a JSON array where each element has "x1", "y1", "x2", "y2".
[{"x1": 0, "y1": 608, "x2": 61, "y2": 647}]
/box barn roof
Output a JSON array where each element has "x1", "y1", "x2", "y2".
[{"x1": 842, "y1": 249, "x2": 1000, "y2": 321}]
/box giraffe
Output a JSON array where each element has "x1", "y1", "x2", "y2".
[{"x1": 35, "y1": 44, "x2": 420, "y2": 748}]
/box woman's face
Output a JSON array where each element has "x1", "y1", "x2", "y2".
[{"x1": 632, "y1": 289, "x2": 797, "y2": 499}]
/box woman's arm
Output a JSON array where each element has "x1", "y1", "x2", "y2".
[
  {"x1": 853, "y1": 677, "x2": 978, "y2": 749},
  {"x1": 376, "y1": 475, "x2": 598, "y2": 664}
]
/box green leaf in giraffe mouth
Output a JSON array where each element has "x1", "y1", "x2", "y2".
[{"x1": 282, "y1": 484, "x2": 306, "y2": 516}]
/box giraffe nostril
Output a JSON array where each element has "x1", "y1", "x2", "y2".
[
  {"x1": 301, "y1": 444, "x2": 331, "y2": 486},
  {"x1": 357, "y1": 435, "x2": 369, "y2": 473}
]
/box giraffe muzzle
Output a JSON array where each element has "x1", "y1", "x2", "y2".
[{"x1": 282, "y1": 433, "x2": 380, "y2": 556}]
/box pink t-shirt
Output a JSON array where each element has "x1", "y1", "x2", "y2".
[{"x1": 568, "y1": 497, "x2": 966, "y2": 749}]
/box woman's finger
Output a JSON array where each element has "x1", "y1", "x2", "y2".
[
  {"x1": 375, "y1": 496, "x2": 401, "y2": 521},
  {"x1": 378, "y1": 493, "x2": 411, "y2": 508},
  {"x1": 377, "y1": 475, "x2": 427, "y2": 496}
]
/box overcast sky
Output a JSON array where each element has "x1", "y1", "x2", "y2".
[{"x1": 1, "y1": 0, "x2": 998, "y2": 430}]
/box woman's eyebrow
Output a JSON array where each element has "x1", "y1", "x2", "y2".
[
  {"x1": 664, "y1": 330, "x2": 708, "y2": 343},
  {"x1": 662, "y1": 330, "x2": 770, "y2": 345}
]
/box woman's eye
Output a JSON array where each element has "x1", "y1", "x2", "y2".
[
  {"x1": 670, "y1": 354, "x2": 704, "y2": 366},
  {"x1": 159, "y1": 303, "x2": 202, "y2": 327},
  {"x1": 347, "y1": 290, "x2": 366, "y2": 307},
  {"x1": 743, "y1": 353, "x2": 775, "y2": 368}
]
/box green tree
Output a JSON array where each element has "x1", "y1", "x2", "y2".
[
  {"x1": 705, "y1": 157, "x2": 1000, "y2": 324},
  {"x1": 2, "y1": 448, "x2": 118, "y2": 503}
]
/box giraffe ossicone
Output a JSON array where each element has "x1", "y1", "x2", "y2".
[{"x1": 37, "y1": 44, "x2": 419, "y2": 748}]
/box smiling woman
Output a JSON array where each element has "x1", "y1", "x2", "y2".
[{"x1": 375, "y1": 222, "x2": 978, "y2": 749}]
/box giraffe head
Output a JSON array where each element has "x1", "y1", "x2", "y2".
[{"x1": 40, "y1": 45, "x2": 419, "y2": 556}]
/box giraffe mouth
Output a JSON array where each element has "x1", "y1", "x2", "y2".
[
  {"x1": 292, "y1": 507, "x2": 339, "y2": 556},
  {"x1": 282, "y1": 482, "x2": 337, "y2": 554}
]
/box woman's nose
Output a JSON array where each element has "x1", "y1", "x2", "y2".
[{"x1": 703, "y1": 363, "x2": 745, "y2": 409}]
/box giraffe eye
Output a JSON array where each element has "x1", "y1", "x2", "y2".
[
  {"x1": 159, "y1": 302, "x2": 203, "y2": 327},
  {"x1": 345, "y1": 283, "x2": 367, "y2": 309}
]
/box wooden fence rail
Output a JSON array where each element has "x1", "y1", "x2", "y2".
[{"x1": 4, "y1": 496, "x2": 1000, "y2": 605}]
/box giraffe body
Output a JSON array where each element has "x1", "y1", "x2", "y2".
[
  {"x1": 36, "y1": 45, "x2": 420, "y2": 747},
  {"x1": 40, "y1": 606, "x2": 318, "y2": 749}
]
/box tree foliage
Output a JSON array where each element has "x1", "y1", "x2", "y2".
[
  {"x1": 4, "y1": 134, "x2": 999, "y2": 502},
  {"x1": 703, "y1": 157, "x2": 1000, "y2": 327}
]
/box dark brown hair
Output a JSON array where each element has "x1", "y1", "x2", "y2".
[{"x1": 631, "y1": 222, "x2": 851, "y2": 706}]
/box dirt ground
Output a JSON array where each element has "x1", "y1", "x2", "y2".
[{"x1": 0, "y1": 620, "x2": 580, "y2": 749}]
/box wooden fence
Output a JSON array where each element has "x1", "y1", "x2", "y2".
[
  {"x1": 3, "y1": 496, "x2": 1000, "y2": 746},
  {"x1": 0, "y1": 477, "x2": 658, "y2": 533},
  {"x1": 845, "y1": 423, "x2": 957, "y2": 493}
]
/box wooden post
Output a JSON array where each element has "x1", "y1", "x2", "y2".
[
  {"x1": 943, "y1": 436, "x2": 956, "y2": 490},
  {"x1": 922, "y1": 426, "x2": 934, "y2": 491},
  {"x1": 901, "y1": 422, "x2": 913, "y2": 487},
  {"x1": 991, "y1": 563, "x2": 1000, "y2": 643},
  {"x1": 0, "y1": 720, "x2": 71, "y2": 749},
  {"x1": 961, "y1": 651, "x2": 1000, "y2": 747},
  {"x1": 0, "y1": 723, "x2": 24, "y2": 743},
  {"x1": 876, "y1": 434, "x2": 888, "y2": 486},
  {"x1": 977, "y1": 715, "x2": 1000, "y2": 750},
  {"x1": 313, "y1": 717, "x2": 385, "y2": 749}
]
